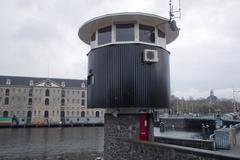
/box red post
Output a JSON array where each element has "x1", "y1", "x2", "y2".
[{"x1": 139, "y1": 114, "x2": 148, "y2": 141}]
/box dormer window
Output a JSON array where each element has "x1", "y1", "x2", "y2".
[
  {"x1": 6, "y1": 79, "x2": 11, "y2": 85},
  {"x1": 29, "y1": 80, "x2": 34, "y2": 86},
  {"x1": 81, "y1": 82, "x2": 86, "y2": 88},
  {"x1": 61, "y1": 81, "x2": 65, "y2": 87}
]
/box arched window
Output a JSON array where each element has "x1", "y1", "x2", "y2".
[
  {"x1": 45, "y1": 98, "x2": 49, "y2": 105},
  {"x1": 81, "y1": 111, "x2": 85, "y2": 117},
  {"x1": 61, "y1": 99, "x2": 65, "y2": 106},
  {"x1": 28, "y1": 98, "x2": 32, "y2": 105},
  {"x1": 44, "y1": 111, "x2": 49, "y2": 118},
  {"x1": 3, "y1": 111, "x2": 8, "y2": 117},
  {"x1": 4, "y1": 97, "x2": 9, "y2": 105},
  {"x1": 96, "y1": 111, "x2": 100, "y2": 118},
  {"x1": 45, "y1": 89, "x2": 50, "y2": 96},
  {"x1": 5, "y1": 89, "x2": 10, "y2": 96}
]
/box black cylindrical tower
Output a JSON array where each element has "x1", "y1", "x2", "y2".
[{"x1": 79, "y1": 13, "x2": 179, "y2": 109}]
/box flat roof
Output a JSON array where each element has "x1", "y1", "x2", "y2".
[{"x1": 78, "y1": 12, "x2": 179, "y2": 45}]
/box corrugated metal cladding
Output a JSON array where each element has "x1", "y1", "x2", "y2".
[{"x1": 87, "y1": 43, "x2": 170, "y2": 108}]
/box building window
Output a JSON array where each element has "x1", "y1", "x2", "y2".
[
  {"x1": 77, "y1": 111, "x2": 79, "y2": 115},
  {"x1": 28, "y1": 98, "x2": 32, "y2": 105},
  {"x1": 4, "y1": 97, "x2": 9, "y2": 105},
  {"x1": 72, "y1": 99, "x2": 75, "y2": 103},
  {"x1": 81, "y1": 91, "x2": 85, "y2": 98},
  {"x1": 81, "y1": 99, "x2": 85, "y2": 106},
  {"x1": 67, "y1": 111, "x2": 69, "y2": 116},
  {"x1": 52, "y1": 110, "x2": 55, "y2": 116},
  {"x1": 72, "y1": 90, "x2": 75, "y2": 95},
  {"x1": 45, "y1": 98, "x2": 49, "y2": 105},
  {"x1": 98, "y1": 26, "x2": 112, "y2": 45},
  {"x1": 5, "y1": 89, "x2": 10, "y2": 96},
  {"x1": 139, "y1": 24, "x2": 155, "y2": 43},
  {"x1": 96, "y1": 111, "x2": 100, "y2": 118},
  {"x1": 158, "y1": 29, "x2": 165, "y2": 38},
  {"x1": 72, "y1": 111, "x2": 74, "y2": 116},
  {"x1": 61, "y1": 90, "x2": 65, "y2": 97},
  {"x1": 81, "y1": 111, "x2": 85, "y2": 117},
  {"x1": 3, "y1": 111, "x2": 8, "y2": 117},
  {"x1": 29, "y1": 89, "x2": 33, "y2": 96},
  {"x1": 45, "y1": 89, "x2": 50, "y2": 96},
  {"x1": 61, "y1": 99, "x2": 65, "y2": 106},
  {"x1": 44, "y1": 111, "x2": 49, "y2": 118},
  {"x1": 116, "y1": 24, "x2": 135, "y2": 41}
]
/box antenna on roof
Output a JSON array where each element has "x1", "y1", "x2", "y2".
[
  {"x1": 169, "y1": 0, "x2": 181, "y2": 31},
  {"x1": 169, "y1": 0, "x2": 181, "y2": 21}
]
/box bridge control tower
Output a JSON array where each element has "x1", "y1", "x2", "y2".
[{"x1": 78, "y1": 12, "x2": 179, "y2": 159}]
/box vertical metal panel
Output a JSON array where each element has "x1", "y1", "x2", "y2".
[{"x1": 87, "y1": 43, "x2": 170, "y2": 108}]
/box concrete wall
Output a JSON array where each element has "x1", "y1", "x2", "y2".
[
  {"x1": 109, "y1": 138, "x2": 240, "y2": 160},
  {"x1": 154, "y1": 137, "x2": 215, "y2": 150}
]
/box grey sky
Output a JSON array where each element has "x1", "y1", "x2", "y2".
[{"x1": 0, "y1": 0, "x2": 240, "y2": 99}]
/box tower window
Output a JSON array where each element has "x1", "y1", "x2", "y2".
[
  {"x1": 158, "y1": 29, "x2": 165, "y2": 38},
  {"x1": 139, "y1": 24, "x2": 155, "y2": 43},
  {"x1": 116, "y1": 24, "x2": 135, "y2": 41},
  {"x1": 98, "y1": 26, "x2": 112, "y2": 45}
]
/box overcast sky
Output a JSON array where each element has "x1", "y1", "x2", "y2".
[{"x1": 0, "y1": 0, "x2": 240, "y2": 100}]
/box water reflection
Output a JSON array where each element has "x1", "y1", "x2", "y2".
[{"x1": 0, "y1": 127, "x2": 104, "y2": 160}]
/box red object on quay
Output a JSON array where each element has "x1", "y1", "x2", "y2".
[{"x1": 139, "y1": 114, "x2": 148, "y2": 141}]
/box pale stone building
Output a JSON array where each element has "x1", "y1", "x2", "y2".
[{"x1": 0, "y1": 75, "x2": 105, "y2": 125}]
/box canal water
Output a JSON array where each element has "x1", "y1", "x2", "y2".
[{"x1": 0, "y1": 127, "x2": 104, "y2": 160}]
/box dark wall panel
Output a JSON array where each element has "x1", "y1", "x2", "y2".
[{"x1": 87, "y1": 43, "x2": 170, "y2": 108}]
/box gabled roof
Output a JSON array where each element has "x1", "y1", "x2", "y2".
[{"x1": 0, "y1": 75, "x2": 87, "y2": 88}]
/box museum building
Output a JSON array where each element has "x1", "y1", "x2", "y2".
[{"x1": 0, "y1": 75, "x2": 105, "y2": 125}]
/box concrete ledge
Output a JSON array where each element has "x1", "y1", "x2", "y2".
[
  {"x1": 120, "y1": 138, "x2": 240, "y2": 160},
  {"x1": 154, "y1": 136, "x2": 215, "y2": 150}
]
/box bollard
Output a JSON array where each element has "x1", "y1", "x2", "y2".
[
  {"x1": 206, "y1": 125, "x2": 210, "y2": 139},
  {"x1": 160, "y1": 122, "x2": 165, "y2": 132}
]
